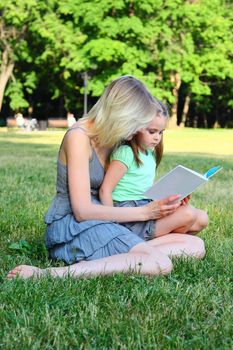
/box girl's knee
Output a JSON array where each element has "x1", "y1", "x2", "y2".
[
  {"x1": 190, "y1": 210, "x2": 209, "y2": 233},
  {"x1": 179, "y1": 205, "x2": 197, "y2": 226},
  {"x1": 197, "y1": 210, "x2": 208, "y2": 230}
]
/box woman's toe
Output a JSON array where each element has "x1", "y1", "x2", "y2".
[{"x1": 7, "y1": 266, "x2": 22, "y2": 279}]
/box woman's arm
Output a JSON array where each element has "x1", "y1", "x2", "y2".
[
  {"x1": 64, "y1": 130, "x2": 181, "y2": 222},
  {"x1": 99, "y1": 160, "x2": 128, "y2": 206}
]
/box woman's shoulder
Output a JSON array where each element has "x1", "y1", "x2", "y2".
[
  {"x1": 59, "y1": 123, "x2": 92, "y2": 164},
  {"x1": 64, "y1": 121, "x2": 91, "y2": 144},
  {"x1": 66, "y1": 120, "x2": 89, "y2": 135}
]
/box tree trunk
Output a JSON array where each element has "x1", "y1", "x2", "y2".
[
  {"x1": 169, "y1": 72, "x2": 181, "y2": 128},
  {"x1": 181, "y1": 93, "x2": 191, "y2": 126},
  {"x1": 0, "y1": 49, "x2": 14, "y2": 113}
]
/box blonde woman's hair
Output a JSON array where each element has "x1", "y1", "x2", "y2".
[
  {"x1": 126, "y1": 100, "x2": 168, "y2": 168},
  {"x1": 81, "y1": 76, "x2": 168, "y2": 147}
]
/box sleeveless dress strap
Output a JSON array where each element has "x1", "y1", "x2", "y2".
[{"x1": 67, "y1": 125, "x2": 87, "y2": 133}]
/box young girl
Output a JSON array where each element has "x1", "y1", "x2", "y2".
[
  {"x1": 7, "y1": 76, "x2": 207, "y2": 280},
  {"x1": 99, "y1": 100, "x2": 208, "y2": 240}
]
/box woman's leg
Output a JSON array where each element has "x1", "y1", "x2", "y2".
[
  {"x1": 147, "y1": 233, "x2": 206, "y2": 259},
  {"x1": 7, "y1": 242, "x2": 172, "y2": 279},
  {"x1": 154, "y1": 205, "x2": 208, "y2": 237}
]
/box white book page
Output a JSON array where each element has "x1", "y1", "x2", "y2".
[{"x1": 143, "y1": 165, "x2": 208, "y2": 201}]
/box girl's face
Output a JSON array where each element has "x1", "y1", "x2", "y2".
[{"x1": 136, "y1": 115, "x2": 166, "y2": 151}]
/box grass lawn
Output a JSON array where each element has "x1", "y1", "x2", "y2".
[{"x1": 0, "y1": 128, "x2": 232, "y2": 349}]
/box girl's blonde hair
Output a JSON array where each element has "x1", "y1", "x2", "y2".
[{"x1": 81, "y1": 75, "x2": 168, "y2": 148}]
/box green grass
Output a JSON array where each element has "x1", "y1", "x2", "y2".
[{"x1": 0, "y1": 128, "x2": 232, "y2": 350}]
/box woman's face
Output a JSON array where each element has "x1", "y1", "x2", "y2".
[{"x1": 136, "y1": 115, "x2": 166, "y2": 151}]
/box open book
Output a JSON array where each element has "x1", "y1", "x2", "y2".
[{"x1": 143, "y1": 165, "x2": 222, "y2": 201}]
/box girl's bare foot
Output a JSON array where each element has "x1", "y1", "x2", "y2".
[{"x1": 7, "y1": 265, "x2": 43, "y2": 279}]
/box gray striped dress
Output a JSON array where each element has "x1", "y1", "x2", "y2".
[{"x1": 44, "y1": 132, "x2": 143, "y2": 264}]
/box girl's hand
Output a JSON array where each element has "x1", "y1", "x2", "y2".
[
  {"x1": 145, "y1": 195, "x2": 181, "y2": 220},
  {"x1": 181, "y1": 195, "x2": 191, "y2": 206}
]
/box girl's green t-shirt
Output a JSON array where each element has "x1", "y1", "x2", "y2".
[{"x1": 110, "y1": 145, "x2": 156, "y2": 201}]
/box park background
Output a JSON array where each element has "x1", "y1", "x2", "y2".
[{"x1": 0, "y1": 0, "x2": 233, "y2": 349}]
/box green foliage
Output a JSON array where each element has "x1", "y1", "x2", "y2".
[
  {"x1": 5, "y1": 80, "x2": 29, "y2": 110},
  {"x1": 8, "y1": 239, "x2": 34, "y2": 255},
  {"x1": 0, "y1": 0, "x2": 232, "y2": 125}
]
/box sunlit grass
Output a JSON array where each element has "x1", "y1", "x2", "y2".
[
  {"x1": 165, "y1": 128, "x2": 233, "y2": 155},
  {"x1": 0, "y1": 128, "x2": 232, "y2": 349},
  {"x1": 0, "y1": 128, "x2": 65, "y2": 145},
  {"x1": 1, "y1": 127, "x2": 232, "y2": 155}
]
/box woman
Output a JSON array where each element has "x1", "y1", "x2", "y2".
[{"x1": 7, "y1": 76, "x2": 207, "y2": 279}]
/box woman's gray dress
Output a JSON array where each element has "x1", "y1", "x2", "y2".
[{"x1": 44, "y1": 141, "x2": 143, "y2": 265}]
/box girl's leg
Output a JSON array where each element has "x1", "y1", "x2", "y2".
[
  {"x1": 187, "y1": 208, "x2": 208, "y2": 233},
  {"x1": 154, "y1": 205, "x2": 208, "y2": 237},
  {"x1": 7, "y1": 242, "x2": 172, "y2": 279},
  {"x1": 147, "y1": 233, "x2": 206, "y2": 259}
]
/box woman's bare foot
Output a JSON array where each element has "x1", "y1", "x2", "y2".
[{"x1": 7, "y1": 265, "x2": 43, "y2": 279}]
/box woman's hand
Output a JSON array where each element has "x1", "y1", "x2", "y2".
[{"x1": 144, "y1": 195, "x2": 181, "y2": 220}]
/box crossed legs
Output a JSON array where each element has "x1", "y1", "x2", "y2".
[
  {"x1": 7, "y1": 205, "x2": 208, "y2": 280},
  {"x1": 6, "y1": 242, "x2": 171, "y2": 279},
  {"x1": 7, "y1": 233, "x2": 205, "y2": 280}
]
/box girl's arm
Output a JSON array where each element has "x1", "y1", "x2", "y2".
[
  {"x1": 64, "y1": 130, "x2": 181, "y2": 222},
  {"x1": 99, "y1": 160, "x2": 127, "y2": 206}
]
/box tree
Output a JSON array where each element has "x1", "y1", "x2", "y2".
[
  {"x1": 146, "y1": 0, "x2": 233, "y2": 127},
  {"x1": 0, "y1": 0, "x2": 86, "y2": 116},
  {"x1": 1, "y1": 0, "x2": 232, "y2": 127},
  {"x1": 60, "y1": 0, "x2": 233, "y2": 126},
  {"x1": 0, "y1": 0, "x2": 38, "y2": 112}
]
